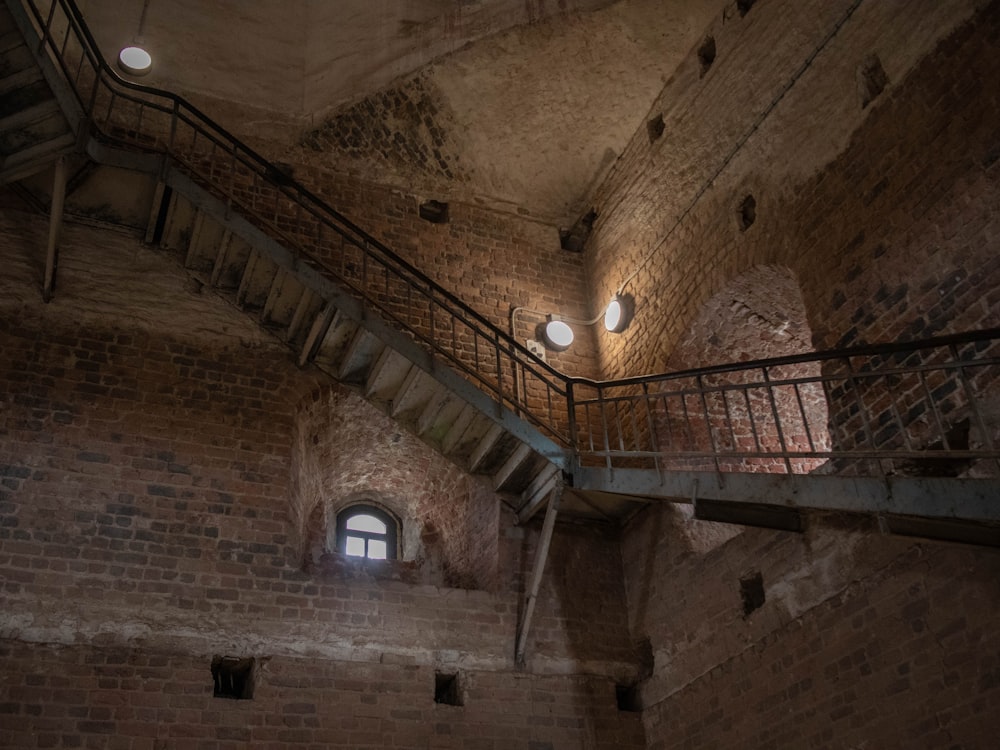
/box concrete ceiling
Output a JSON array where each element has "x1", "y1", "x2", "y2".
[{"x1": 79, "y1": 0, "x2": 722, "y2": 225}]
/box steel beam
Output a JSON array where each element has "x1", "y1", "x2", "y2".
[
  {"x1": 572, "y1": 467, "x2": 1000, "y2": 524},
  {"x1": 515, "y1": 483, "x2": 563, "y2": 667},
  {"x1": 42, "y1": 155, "x2": 66, "y2": 302}
]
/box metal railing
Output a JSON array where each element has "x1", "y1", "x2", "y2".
[
  {"x1": 17, "y1": 0, "x2": 1000, "y2": 480},
  {"x1": 17, "y1": 0, "x2": 575, "y2": 444},
  {"x1": 571, "y1": 329, "x2": 1000, "y2": 477}
]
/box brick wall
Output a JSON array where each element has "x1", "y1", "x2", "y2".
[
  {"x1": 586, "y1": 0, "x2": 994, "y2": 378},
  {"x1": 622, "y1": 506, "x2": 1000, "y2": 748},
  {"x1": 0, "y1": 208, "x2": 639, "y2": 747},
  {"x1": 0, "y1": 643, "x2": 644, "y2": 749}
]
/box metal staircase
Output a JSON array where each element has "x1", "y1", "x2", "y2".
[{"x1": 2, "y1": 0, "x2": 999, "y2": 548}]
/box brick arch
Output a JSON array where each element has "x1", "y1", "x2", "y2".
[
  {"x1": 660, "y1": 264, "x2": 831, "y2": 475},
  {"x1": 666, "y1": 264, "x2": 816, "y2": 370}
]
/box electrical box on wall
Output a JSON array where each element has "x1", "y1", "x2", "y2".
[{"x1": 526, "y1": 339, "x2": 547, "y2": 363}]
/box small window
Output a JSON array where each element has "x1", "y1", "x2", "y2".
[{"x1": 336, "y1": 505, "x2": 399, "y2": 560}]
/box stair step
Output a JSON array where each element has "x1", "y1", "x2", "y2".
[
  {"x1": 338, "y1": 328, "x2": 383, "y2": 383},
  {"x1": 0, "y1": 97, "x2": 59, "y2": 131},
  {"x1": 494, "y1": 443, "x2": 533, "y2": 491},
  {"x1": 286, "y1": 288, "x2": 321, "y2": 346},
  {"x1": 366, "y1": 348, "x2": 412, "y2": 403},
  {"x1": 0, "y1": 29, "x2": 29, "y2": 58},
  {"x1": 262, "y1": 269, "x2": 307, "y2": 329},
  {"x1": 184, "y1": 211, "x2": 228, "y2": 272},
  {"x1": 236, "y1": 251, "x2": 278, "y2": 310},
  {"x1": 210, "y1": 233, "x2": 252, "y2": 290},
  {"x1": 0, "y1": 99, "x2": 65, "y2": 156},
  {"x1": 442, "y1": 403, "x2": 476, "y2": 455},
  {"x1": 418, "y1": 390, "x2": 465, "y2": 444},
  {"x1": 0, "y1": 66, "x2": 40, "y2": 96},
  {"x1": 469, "y1": 423, "x2": 503, "y2": 472},
  {"x1": 313, "y1": 313, "x2": 358, "y2": 369},
  {"x1": 159, "y1": 191, "x2": 196, "y2": 252},
  {"x1": 298, "y1": 304, "x2": 336, "y2": 367},
  {"x1": 0, "y1": 130, "x2": 73, "y2": 184}
]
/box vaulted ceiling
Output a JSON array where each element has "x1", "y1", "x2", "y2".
[{"x1": 79, "y1": 0, "x2": 722, "y2": 225}]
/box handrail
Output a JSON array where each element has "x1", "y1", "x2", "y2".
[
  {"x1": 18, "y1": 0, "x2": 574, "y2": 439},
  {"x1": 15, "y1": 0, "x2": 1000, "y2": 479}
]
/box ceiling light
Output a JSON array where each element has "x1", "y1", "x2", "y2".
[
  {"x1": 604, "y1": 294, "x2": 633, "y2": 333},
  {"x1": 540, "y1": 317, "x2": 574, "y2": 351},
  {"x1": 118, "y1": 46, "x2": 152, "y2": 76}
]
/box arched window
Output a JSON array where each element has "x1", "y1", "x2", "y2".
[{"x1": 335, "y1": 505, "x2": 399, "y2": 560}]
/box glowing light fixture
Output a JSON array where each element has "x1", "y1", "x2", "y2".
[
  {"x1": 540, "y1": 317, "x2": 574, "y2": 351},
  {"x1": 118, "y1": 46, "x2": 152, "y2": 76},
  {"x1": 603, "y1": 293, "x2": 633, "y2": 333}
]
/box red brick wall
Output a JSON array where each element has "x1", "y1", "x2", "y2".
[
  {"x1": 0, "y1": 643, "x2": 644, "y2": 749},
  {"x1": 0, "y1": 210, "x2": 639, "y2": 747},
  {"x1": 623, "y1": 507, "x2": 1000, "y2": 749},
  {"x1": 586, "y1": 0, "x2": 995, "y2": 378}
]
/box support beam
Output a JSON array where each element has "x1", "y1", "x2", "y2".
[
  {"x1": 42, "y1": 155, "x2": 66, "y2": 302},
  {"x1": 515, "y1": 483, "x2": 563, "y2": 668},
  {"x1": 573, "y1": 467, "x2": 1000, "y2": 524}
]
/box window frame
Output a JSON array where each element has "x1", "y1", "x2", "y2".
[{"x1": 334, "y1": 504, "x2": 399, "y2": 561}]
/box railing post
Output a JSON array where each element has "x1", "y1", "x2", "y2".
[
  {"x1": 566, "y1": 381, "x2": 577, "y2": 451},
  {"x1": 762, "y1": 367, "x2": 793, "y2": 474},
  {"x1": 950, "y1": 343, "x2": 1000, "y2": 474}
]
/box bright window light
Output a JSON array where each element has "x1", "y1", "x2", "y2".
[
  {"x1": 344, "y1": 536, "x2": 365, "y2": 557},
  {"x1": 345, "y1": 514, "x2": 386, "y2": 534},
  {"x1": 118, "y1": 46, "x2": 152, "y2": 76}
]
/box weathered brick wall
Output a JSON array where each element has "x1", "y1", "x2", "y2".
[
  {"x1": 0, "y1": 209, "x2": 639, "y2": 746},
  {"x1": 586, "y1": 0, "x2": 995, "y2": 378},
  {"x1": 622, "y1": 505, "x2": 1000, "y2": 748},
  {"x1": 0, "y1": 643, "x2": 644, "y2": 749}
]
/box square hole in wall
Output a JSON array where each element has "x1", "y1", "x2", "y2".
[
  {"x1": 740, "y1": 572, "x2": 765, "y2": 616},
  {"x1": 211, "y1": 656, "x2": 255, "y2": 700},
  {"x1": 419, "y1": 199, "x2": 449, "y2": 224},
  {"x1": 616, "y1": 683, "x2": 641, "y2": 712},
  {"x1": 434, "y1": 672, "x2": 462, "y2": 706}
]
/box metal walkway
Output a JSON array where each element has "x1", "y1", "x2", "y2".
[{"x1": 2, "y1": 0, "x2": 998, "y2": 546}]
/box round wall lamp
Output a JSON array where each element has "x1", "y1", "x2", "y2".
[
  {"x1": 603, "y1": 293, "x2": 634, "y2": 333},
  {"x1": 118, "y1": 46, "x2": 152, "y2": 76},
  {"x1": 538, "y1": 317, "x2": 575, "y2": 351}
]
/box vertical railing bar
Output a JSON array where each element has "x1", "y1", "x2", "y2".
[
  {"x1": 103, "y1": 89, "x2": 114, "y2": 125},
  {"x1": 884, "y1": 374, "x2": 914, "y2": 453},
  {"x1": 227, "y1": 142, "x2": 237, "y2": 213},
  {"x1": 626, "y1": 398, "x2": 642, "y2": 451},
  {"x1": 723, "y1": 389, "x2": 738, "y2": 455},
  {"x1": 565, "y1": 381, "x2": 576, "y2": 449},
  {"x1": 38, "y1": 0, "x2": 57, "y2": 55},
  {"x1": 642, "y1": 383, "x2": 660, "y2": 457},
  {"x1": 949, "y1": 342, "x2": 1000, "y2": 473},
  {"x1": 598, "y1": 386, "x2": 612, "y2": 476},
  {"x1": 762, "y1": 367, "x2": 793, "y2": 474},
  {"x1": 696, "y1": 375, "x2": 721, "y2": 474},
  {"x1": 494, "y1": 332, "x2": 504, "y2": 411},
  {"x1": 680, "y1": 387, "x2": 696, "y2": 454},
  {"x1": 844, "y1": 357, "x2": 882, "y2": 476},
  {"x1": 584, "y1": 399, "x2": 594, "y2": 453},
  {"x1": 793, "y1": 382, "x2": 817, "y2": 453},
  {"x1": 918, "y1": 368, "x2": 949, "y2": 450},
  {"x1": 744, "y1": 388, "x2": 762, "y2": 454},
  {"x1": 661, "y1": 394, "x2": 676, "y2": 454},
  {"x1": 59, "y1": 23, "x2": 70, "y2": 58}
]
